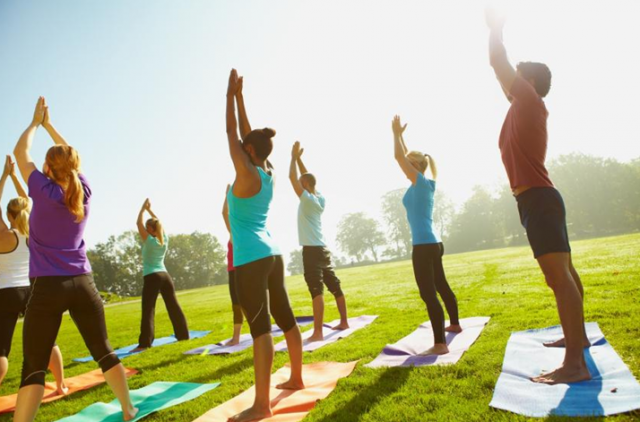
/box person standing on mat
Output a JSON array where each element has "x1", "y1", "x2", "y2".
[
  {"x1": 0, "y1": 155, "x2": 67, "y2": 394},
  {"x1": 12, "y1": 97, "x2": 137, "y2": 422},
  {"x1": 486, "y1": 9, "x2": 591, "y2": 384},
  {"x1": 391, "y1": 115, "x2": 461, "y2": 356},
  {"x1": 288, "y1": 141, "x2": 349, "y2": 342},
  {"x1": 225, "y1": 69, "x2": 304, "y2": 422},
  {"x1": 132, "y1": 198, "x2": 190, "y2": 352},
  {"x1": 222, "y1": 184, "x2": 244, "y2": 346}
]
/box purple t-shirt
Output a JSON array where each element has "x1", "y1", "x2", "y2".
[{"x1": 28, "y1": 170, "x2": 92, "y2": 277}]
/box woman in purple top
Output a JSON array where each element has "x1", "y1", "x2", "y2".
[{"x1": 12, "y1": 97, "x2": 138, "y2": 422}]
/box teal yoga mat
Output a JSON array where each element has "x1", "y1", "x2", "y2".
[
  {"x1": 490, "y1": 322, "x2": 640, "y2": 417},
  {"x1": 56, "y1": 381, "x2": 219, "y2": 422}
]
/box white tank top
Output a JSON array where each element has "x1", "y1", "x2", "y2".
[{"x1": 0, "y1": 231, "x2": 31, "y2": 290}]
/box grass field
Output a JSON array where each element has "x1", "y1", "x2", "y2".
[{"x1": 1, "y1": 233, "x2": 639, "y2": 421}]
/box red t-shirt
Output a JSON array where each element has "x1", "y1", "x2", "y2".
[
  {"x1": 227, "y1": 241, "x2": 235, "y2": 272},
  {"x1": 499, "y1": 76, "x2": 554, "y2": 190}
]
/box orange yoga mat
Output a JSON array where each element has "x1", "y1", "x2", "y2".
[
  {"x1": 0, "y1": 367, "x2": 138, "y2": 414},
  {"x1": 194, "y1": 361, "x2": 357, "y2": 422}
]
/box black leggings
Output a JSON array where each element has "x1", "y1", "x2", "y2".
[
  {"x1": 228, "y1": 270, "x2": 243, "y2": 325},
  {"x1": 235, "y1": 255, "x2": 296, "y2": 339},
  {"x1": 0, "y1": 286, "x2": 30, "y2": 358},
  {"x1": 138, "y1": 272, "x2": 189, "y2": 348},
  {"x1": 21, "y1": 274, "x2": 119, "y2": 387},
  {"x1": 302, "y1": 246, "x2": 344, "y2": 299},
  {"x1": 412, "y1": 243, "x2": 459, "y2": 344}
]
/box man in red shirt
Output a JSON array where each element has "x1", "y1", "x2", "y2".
[{"x1": 486, "y1": 9, "x2": 591, "y2": 384}]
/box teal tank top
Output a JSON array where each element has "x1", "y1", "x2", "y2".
[
  {"x1": 142, "y1": 233, "x2": 168, "y2": 276},
  {"x1": 227, "y1": 167, "x2": 281, "y2": 267}
]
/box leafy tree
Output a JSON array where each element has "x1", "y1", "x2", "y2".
[
  {"x1": 287, "y1": 249, "x2": 304, "y2": 275},
  {"x1": 336, "y1": 212, "x2": 386, "y2": 262},
  {"x1": 381, "y1": 189, "x2": 411, "y2": 259}
]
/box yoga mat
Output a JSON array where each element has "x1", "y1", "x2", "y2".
[
  {"x1": 56, "y1": 381, "x2": 220, "y2": 422},
  {"x1": 365, "y1": 316, "x2": 490, "y2": 368},
  {"x1": 490, "y1": 322, "x2": 640, "y2": 417},
  {"x1": 0, "y1": 368, "x2": 138, "y2": 414},
  {"x1": 185, "y1": 317, "x2": 314, "y2": 356},
  {"x1": 73, "y1": 330, "x2": 210, "y2": 362},
  {"x1": 193, "y1": 361, "x2": 357, "y2": 422},
  {"x1": 274, "y1": 315, "x2": 378, "y2": 353}
]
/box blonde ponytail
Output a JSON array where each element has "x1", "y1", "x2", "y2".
[
  {"x1": 146, "y1": 218, "x2": 165, "y2": 245},
  {"x1": 45, "y1": 146, "x2": 85, "y2": 223},
  {"x1": 7, "y1": 198, "x2": 31, "y2": 238}
]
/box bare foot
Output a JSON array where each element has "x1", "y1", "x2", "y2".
[
  {"x1": 531, "y1": 364, "x2": 591, "y2": 384},
  {"x1": 543, "y1": 337, "x2": 591, "y2": 348},
  {"x1": 122, "y1": 406, "x2": 139, "y2": 421},
  {"x1": 332, "y1": 322, "x2": 350, "y2": 331},
  {"x1": 225, "y1": 338, "x2": 240, "y2": 346},
  {"x1": 227, "y1": 404, "x2": 272, "y2": 422},
  {"x1": 130, "y1": 347, "x2": 148, "y2": 353},
  {"x1": 418, "y1": 343, "x2": 449, "y2": 356},
  {"x1": 56, "y1": 383, "x2": 69, "y2": 395},
  {"x1": 306, "y1": 332, "x2": 324, "y2": 343},
  {"x1": 445, "y1": 324, "x2": 463, "y2": 333},
  {"x1": 276, "y1": 377, "x2": 305, "y2": 390}
]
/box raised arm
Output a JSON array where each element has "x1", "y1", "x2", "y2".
[
  {"x1": 235, "y1": 77, "x2": 252, "y2": 140},
  {"x1": 486, "y1": 8, "x2": 516, "y2": 101},
  {"x1": 392, "y1": 115, "x2": 419, "y2": 184},
  {"x1": 136, "y1": 199, "x2": 150, "y2": 242},
  {"x1": 222, "y1": 184, "x2": 231, "y2": 234},
  {"x1": 296, "y1": 151, "x2": 309, "y2": 175},
  {"x1": 6, "y1": 156, "x2": 27, "y2": 199},
  {"x1": 426, "y1": 154, "x2": 438, "y2": 180},
  {"x1": 14, "y1": 97, "x2": 45, "y2": 184},
  {"x1": 42, "y1": 99, "x2": 69, "y2": 146},
  {"x1": 226, "y1": 69, "x2": 255, "y2": 177},
  {"x1": 0, "y1": 157, "x2": 11, "y2": 231},
  {"x1": 289, "y1": 142, "x2": 305, "y2": 197}
]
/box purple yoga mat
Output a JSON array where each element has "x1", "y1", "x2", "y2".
[
  {"x1": 184, "y1": 316, "x2": 314, "y2": 355},
  {"x1": 275, "y1": 315, "x2": 379, "y2": 353},
  {"x1": 365, "y1": 316, "x2": 490, "y2": 368}
]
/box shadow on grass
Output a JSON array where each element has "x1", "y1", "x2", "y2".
[
  {"x1": 185, "y1": 355, "x2": 254, "y2": 384},
  {"x1": 315, "y1": 367, "x2": 412, "y2": 422}
]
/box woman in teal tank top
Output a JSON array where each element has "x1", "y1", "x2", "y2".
[
  {"x1": 392, "y1": 115, "x2": 461, "y2": 357},
  {"x1": 132, "y1": 199, "x2": 189, "y2": 352},
  {"x1": 225, "y1": 69, "x2": 303, "y2": 422}
]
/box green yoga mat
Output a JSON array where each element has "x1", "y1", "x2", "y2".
[{"x1": 56, "y1": 381, "x2": 220, "y2": 422}]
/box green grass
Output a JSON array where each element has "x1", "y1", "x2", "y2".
[{"x1": 1, "y1": 233, "x2": 639, "y2": 421}]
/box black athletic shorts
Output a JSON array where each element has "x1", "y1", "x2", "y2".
[
  {"x1": 0, "y1": 286, "x2": 30, "y2": 357},
  {"x1": 517, "y1": 187, "x2": 571, "y2": 259}
]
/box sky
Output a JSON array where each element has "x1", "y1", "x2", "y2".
[{"x1": 1, "y1": 0, "x2": 639, "y2": 262}]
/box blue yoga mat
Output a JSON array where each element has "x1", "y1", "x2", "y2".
[
  {"x1": 73, "y1": 330, "x2": 210, "y2": 362},
  {"x1": 490, "y1": 322, "x2": 640, "y2": 417},
  {"x1": 56, "y1": 381, "x2": 219, "y2": 422}
]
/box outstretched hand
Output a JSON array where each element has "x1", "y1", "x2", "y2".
[
  {"x1": 42, "y1": 98, "x2": 51, "y2": 128},
  {"x1": 392, "y1": 115, "x2": 407, "y2": 137},
  {"x1": 227, "y1": 69, "x2": 240, "y2": 96},
  {"x1": 2, "y1": 155, "x2": 13, "y2": 178},
  {"x1": 236, "y1": 76, "x2": 244, "y2": 96},
  {"x1": 31, "y1": 97, "x2": 46, "y2": 127},
  {"x1": 485, "y1": 7, "x2": 505, "y2": 30},
  {"x1": 292, "y1": 141, "x2": 304, "y2": 159}
]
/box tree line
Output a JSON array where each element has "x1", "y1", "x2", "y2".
[
  {"x1": 288, "y1": 153, "x2": 640, "y2": 273},
  {"x1": 88, "y1": 231, "x2": 226, "y2": 296}
]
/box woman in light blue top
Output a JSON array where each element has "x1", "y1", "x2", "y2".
[
  {"x1": 133, "y1": 198, "x2": 189, "y2": 352},
  {"x1": 392, "y1": 115, "x2": 461, "y2": 357},
  {"x1": 225, "y1": 69, "x2": 303, "y2": 422}
]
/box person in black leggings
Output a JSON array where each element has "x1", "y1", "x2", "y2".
[
  {"x1": 133, "y1": 198, "x2": 189, "y2": 352},
  {"x1": 392, "y1": 115, "x2": 461, "y2": 356},
  {"x1": 222, "y1": 184, "x2": 244, "y2": 346},
  {"x1": 13, "y1": 97, "x2": 137, "y2": 422}
]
